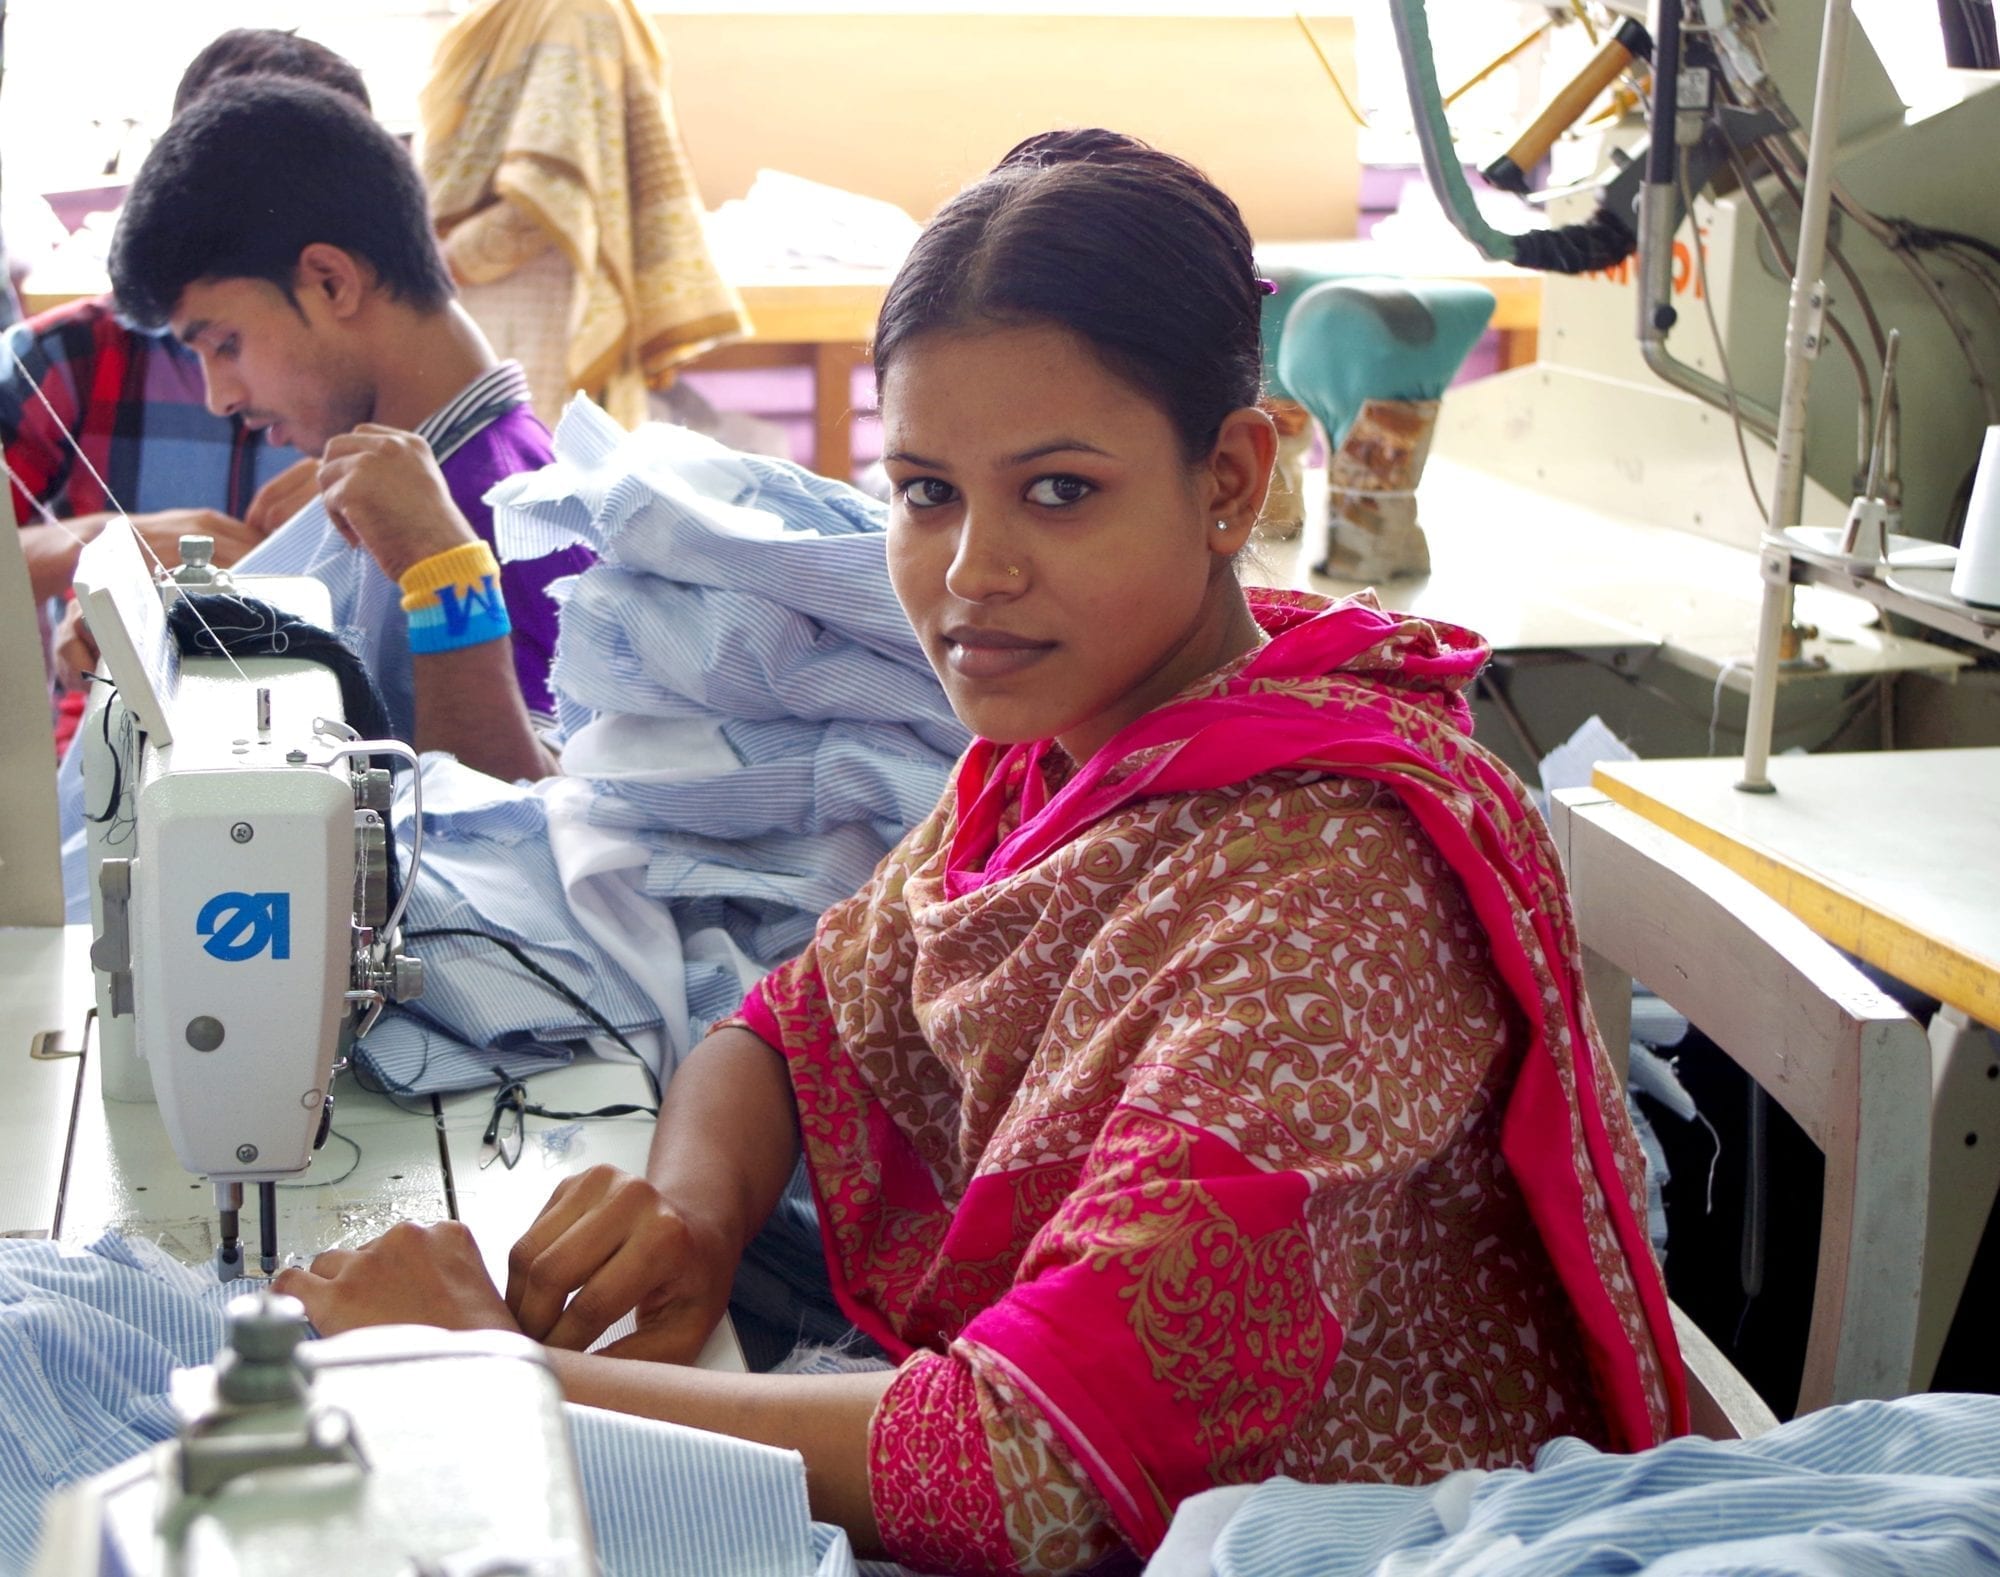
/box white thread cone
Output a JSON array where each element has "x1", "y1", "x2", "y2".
[{"x1": 1951, "y1": 425, "x2": 2000, "y2": 609}]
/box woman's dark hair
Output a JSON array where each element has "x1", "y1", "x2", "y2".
[
  {"x1": 873, "y1": 129, "x2": 1264, "y2": 462},
  {"x1": 110, "y1": 77, "x2": 451, "y2": 331},
  {"x1": 173, "y1": 29, "x2": 371, "y2": 118}
]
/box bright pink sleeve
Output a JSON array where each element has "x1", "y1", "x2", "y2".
[
  {"x1": 714, "y1": 950, "x2": 818, "y2": 1050},
  {"x1": 734, "y1": 974, "x2": 785, "y2": 1049},
  {"x1": 869, "y1": 1353, "x2": 1017, "y2": 1576}
]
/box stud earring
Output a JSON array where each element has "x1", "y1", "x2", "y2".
[{"x1": 1215, "y1": 519, "x2": 1230, "y2": 531}]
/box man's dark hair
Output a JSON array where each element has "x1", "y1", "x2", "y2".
[
  {"x1": 173, "y1": 29, "x2": 371, "y2": 118},
  {"x1": 110, "y1": 77, "x2": 451, "y2": 330}
]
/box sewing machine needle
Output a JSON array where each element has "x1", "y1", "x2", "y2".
[{"x1": 259, "y1": 1181, "x2": 279, "y2": 1276}]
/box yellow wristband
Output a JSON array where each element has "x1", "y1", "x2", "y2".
[
  {"x1": 399, "y1": 541, "x2": 501, "y2": 611},
  {"x1": 399, "y1": 541, "x2": 512, "y2": 654}
]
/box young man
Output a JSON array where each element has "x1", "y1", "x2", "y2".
[
  {"x1": 8, "y1": 34, "x2": 369, "y2": 600},
  {"x1": 101, "y1": 75, "x2": 589, "y2": 781},
  {"x1": 7, "y1": 30, "x2": 364, "y2": 742}
]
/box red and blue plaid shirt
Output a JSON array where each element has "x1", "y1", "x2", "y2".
[{"x1": 2, "y1": 294, "x2": 299, "y2": 526}]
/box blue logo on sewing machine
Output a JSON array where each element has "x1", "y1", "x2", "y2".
[
  {"x1": 436, "y1": 575, "x2": 503, "y2": 636},
  {"x1": 196, "y1": 892, "x2": 292, "y2": 962}
]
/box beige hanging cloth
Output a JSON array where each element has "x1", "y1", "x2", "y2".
[{"x1": 420, "y1": 0, "x2": 748, "y2": 427}]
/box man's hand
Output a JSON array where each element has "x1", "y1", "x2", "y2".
[
  {"x1": 318, "y1": 425, "x2": 477, "y2": 583},
  {"x1": 506, "y1": 1164, "x2": 741, "y2": 1363},
  {"x1": 243, "y1": 457, "x2": 323, "y2": 540},
  {"x1": 53, "y1": 600, "x2": 98, "y2": 693},
  {"x1": 129, "y1": 507, "x2": 262, "y2": 571},
  {"x1": 272, "y1": 1220, "x2": 521, "y2": 1338}
]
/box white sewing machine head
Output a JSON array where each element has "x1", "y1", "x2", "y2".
[{"x1": 73, "y1": 521, "x2": 422, "y2": 1277}]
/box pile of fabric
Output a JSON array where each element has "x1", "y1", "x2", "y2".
[
  {"x1": 356, "y1": 400, "x2": 966, "y2": 1094},
  {"x1": 1144, "y1": 1395, "x2": 2000, "y2": 1574}
]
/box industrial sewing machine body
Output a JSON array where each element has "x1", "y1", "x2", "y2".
[{"x1": 74, "y1": 523, "x2": 421, "y2": 1273}]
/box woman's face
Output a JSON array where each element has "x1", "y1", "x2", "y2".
[{"x1": 882, "y1": 322, "x2": 1270, "y2": 763}]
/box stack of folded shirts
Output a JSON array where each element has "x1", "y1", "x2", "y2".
[{"x1": 358, "y1": 400, "x2": 964, "y2": 1095}]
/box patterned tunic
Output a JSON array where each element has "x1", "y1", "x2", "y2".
[{"x1": 737, "y1": 590, "x2": 1682, "y2": 1574}]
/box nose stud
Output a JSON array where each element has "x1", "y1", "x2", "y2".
[{"x1": 1007, "y1": 565, "x2": 1021, "y2": 578}]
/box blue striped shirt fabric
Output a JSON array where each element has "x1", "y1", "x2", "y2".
[
  {"x1": 0, "y1": 1235, "x2": 860, "y2": 1576},
  {"x1": 1150, "y1": 1394, "x2": 2000, "y2": 1577},
  {"x1": 492, "y1": 399, "x2": 963, "y2": 756},
  {"x1": 349, "y1": 401, "x2": 961, "y2": 1091},
  {"x1": 345, "y1": 400, "x2": 963, "y2": 1089},
  {"x1": 352, "y1": 755, "x2": 665, "y2": 1096},
  {"x1": 567, "y1": 1406, "x2": 859, "y2": 1577}
]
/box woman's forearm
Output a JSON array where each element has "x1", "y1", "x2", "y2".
[
  {"x1": 548, "y1": 1350, "x2": 890, "y2": 1553},
  {"x1": 647, "y1": 1025, "x2": 802, "y2": 1252}
]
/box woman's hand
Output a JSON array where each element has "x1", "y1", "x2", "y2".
[
  {"x1": 272, "y1": 1220, "x2": 520, "y2": 1337},
  {"x1": 52, "y1": 600, "x2": 97, "y2": 693},
  {"x1": 506, "y1": 1164, "x2": 741, "y2": 1363}
]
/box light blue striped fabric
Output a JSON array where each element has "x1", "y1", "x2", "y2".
[
  {"x1": 350, "y1": 403, "x2": 963, "y2": 1091},
  {"x1": 393, "y1": 403, "x2": 963, "y2": 1077},
  {"x1": 491, "y1": 400, "x2": 964, "y2": 758},
  {"x1": 353, "y1": 756, "x2": 662, "y2": 1097},
  {"x1": 496, "y1": 402, "x2": 911, "y2": 645},
  {"x1": 553, "y1": 570, "x2": 956, "y2": 751},
  {"x1": 0, "y1": 1236, "x2": 223, "y2": 1571},
  {"x1": 1186, "y1": 1395, "x2": 2000, "y2": 1577},
  {"x1": 567, "y1": 1406, "x2": 858, "y2": 1577},
  {"x1": 0, "y1": 1235, "x2": 857, "y2": 1576}
]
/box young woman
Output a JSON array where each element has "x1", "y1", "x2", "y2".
[{"x1": 278, "y1": 129, "x2": 1685, "y2": 1575}]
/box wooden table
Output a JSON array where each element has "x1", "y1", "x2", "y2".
[
  {"x1": 694, "y1": 273, "x2": 887, "y2": 481},
  {"x1": 1591, "y1": 749, "x2": 2000, "y2": 1383},
  {"x1": 1592, "y1": 751, "x2": 2000, "y2": 1029},
  {"x1": 25, "y1": 245, "x2": 1543, "y2": 479},
  {"x1": 701, "y1": 250, "x2": 1547, "y2": 478}
]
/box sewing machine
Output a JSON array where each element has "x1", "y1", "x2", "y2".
[
  {"x1": 1283, "y1": 0, "x2": 1999, "y2": 787},
  {"x1": 71, "y1": 521, "x2": 424, "y2": 1278},
  {"x1": 0, "y1": 509, "x2": 723, "y2": 1573},
  {"x1": 35, "y1": 1291, "x2": 597, "y2": 1576}
]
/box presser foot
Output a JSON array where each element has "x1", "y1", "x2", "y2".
[{"x1": 215, "y1": 1181, "x2": 246, "y2": 1282}]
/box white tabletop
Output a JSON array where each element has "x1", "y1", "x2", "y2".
[
  {"x1": 0, "y1": 926, "x2": 93, "y2": 1240},
  {"x1": 1593, "y1": 749, "x2": 2000, "y2": 1027},
  {"x1": 1248, "y1": 458, "x2": 1969, "y2": 684}
]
